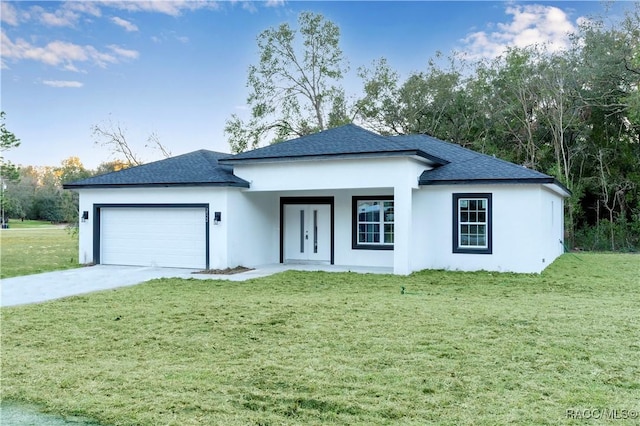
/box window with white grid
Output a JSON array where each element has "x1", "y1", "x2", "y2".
[
  {"x1": 352, "y1": 197, "x2": 394, "y2": 250},
  {"x1": 453, "y1": 193, "x2": 492, "y2": 254}
]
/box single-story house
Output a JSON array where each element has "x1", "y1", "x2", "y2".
[{"x1": 64, "y1": 124, "x2": 570, "y2": 274}]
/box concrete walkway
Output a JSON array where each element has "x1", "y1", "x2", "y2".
[{"x1": 1, "y1": 264, "x2": 393, "y2": 307}]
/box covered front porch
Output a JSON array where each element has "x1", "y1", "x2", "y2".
[
  {"x1": 232, "y1": 185, "x2": 418, "y2": 275},
  {"x1": 227, "y1": 155, "x2": 426, "y2": 275}
]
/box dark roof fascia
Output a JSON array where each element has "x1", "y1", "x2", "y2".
[
  {"x1": 545, "y1": 179, "x2": 572, "y2": 196},
  {"x1": 420, "y1": 177, "x2": 554, "y2": 185},
  {"x1": 63, "y1": 181, "x2": 250, "y2": 190},
  {"x1": 413, "y1": 150, "x2": 450, "y2": 165},
  {"x1": 419, "y1": 177, "x2": 572, "y2": 194},
  {"x1": 220, "y1": 150, "x2": 449, "y2": 166}
]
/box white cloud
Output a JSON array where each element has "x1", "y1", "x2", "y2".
[
  {"x1": 65, "y1": 2, "x2": 102, "y2": 17},
  {"x1": 3, "y1": 0, "x2": 219, "y2": 30},
  {"x1": 576, "y1": 16, "x2": 592, "y2": 28},
  {"x1": 460, "y1": 4, "x2": 579, "y2": 59},
  {"x1": 1, "y1": 2, "x2": 19, "y2": 26},
  {"x1": 240, "y1": 1, "x2": 258, "y2": 13},
  {"x1": 97, "y1": 0, "x2": 220, "y2": 17},
  {"x1": 229, "y1": 0, "x2": 283, "y2": 13},
  {"x1": 107, "y1": 44, "x2": 140, "y2": 60},
  {"x1": 1, "y1": 30, "x2": 138, "y2": 69},
  {"x1": 42, "y1": 80, "x2": 84, "y2": 88},
  {"x1": 29, "y1": 5, "x2": 80, "y2": 27},
  {"x1": 63, "y1": 63, "x2": 86, "y2": 73},
  {"x1": 461, "y1": 31, "x2": 506, "y2": 60},
  {"x1": 149, "y1": 32, "x2": 190, "y2": 44},
  {"x1": 111, "y1": 16, "x2": 139, "y2": 32},
  {"x1": 0, "y1": 2, "x2": 100, "y2": 28}
]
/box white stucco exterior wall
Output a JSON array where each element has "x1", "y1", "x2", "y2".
[
  {"x1": 74, "y1": 186, "x2": 238, "y2": 270},
  {"x1": 226, "y1": 190, "x2": 279, "y2": 268},
  {"x1": 411, "y1": 187, "x2": 432, "y2": 272},
  {"x1": 233, "y1": 157, "x2": 426, "y2": 192},
  {"x1": 73, "y1": 157, "x2": 567, "y2": 274},
  {"x1": 539, "y1": 186, "x2": 566, "y2": 265},
  {"x1": 413, "y1": 184, "x2": 566, "y2": 273}
]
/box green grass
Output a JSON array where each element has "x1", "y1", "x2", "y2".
[
  {"x1": 2, "y1": 253, "x2": 639, "y2": 425},
  {"x1": 0, "y1": 227, "x2": 79, "y2": 279},
  {"x1": 4, "y1": 219, "x2": 63, "y2": 229}
]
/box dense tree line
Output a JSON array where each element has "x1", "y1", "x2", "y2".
[
  {"x1": 355, "y1": 11, "x2": 640, "y2": 251},
  {"x1": 2, "y1": 158, "x2": 127, "y2": 224},
  {"x1": 228, "y1": 8, "x2": 640, "y2": 251},
  {"x1": 1, "y1": 113, "x2": 152, "y2": 226}
]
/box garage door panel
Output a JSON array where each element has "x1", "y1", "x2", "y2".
[{"x1": 100, "y1": 207, "x2": 207, "y2": 269}]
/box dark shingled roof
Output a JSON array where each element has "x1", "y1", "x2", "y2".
[
  {"x1": 391, "y1": 135, "x2": 563, "y2": 187},
  {"x1": 219, "y1": 124, "x2": 447, "y2": 165},
  {"x1": 223, "y1": 124, "x2": 564, "y2": 189},
  {"x1": 63, "y1": 150, "x2": 249, "y2": 189},
  {"x1": 63, "y1": 125, "x2": 568, "y2": 193}
]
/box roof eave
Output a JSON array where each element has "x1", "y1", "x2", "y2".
[
  {"x1": 419, "y1": 177, "x2": 569, "y2": 192},
  {"x1": 544, "y1": 180, "x2": 572, "y2": 197},
  {"x1": 63, "y1": 181, "x2": 250, "y2": 190}
]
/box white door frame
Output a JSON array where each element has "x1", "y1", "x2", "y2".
[{"x1": 280, "y1": 197, "x2": 334, "y2": 264}]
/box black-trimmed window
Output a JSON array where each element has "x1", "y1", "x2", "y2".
[
  {"x1": 453, "y1": 193, "x2": 492, "y2": 254},
  {"x1": 352, "y1": 196, "x2": 394, "y2": 250}
]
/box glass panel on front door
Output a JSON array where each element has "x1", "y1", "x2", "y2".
[
  {"x1": 284, "y1": 204, "x2": 331, "y2": 263},
  {"x1": 300, "y1": 209, "x2": 305, "y2": 253}
]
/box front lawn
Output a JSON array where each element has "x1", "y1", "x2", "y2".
[
  {"x1": 4, "y1": 219, "x2": 63, "y2": 229},
  {"x1": 0, "y1": 227, "x2": 79, "y2": 279},
  {"x1": 1, "y1": 253, "x2": 639, "y2": 425}
]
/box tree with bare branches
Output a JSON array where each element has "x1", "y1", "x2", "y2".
[{"x1": 91, "y1": 117, "x2": 172, "y2": 166}]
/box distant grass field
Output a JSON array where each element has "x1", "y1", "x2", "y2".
[
  {"x1": 4, "y1": 219, "x2": 63, "y2": 229},
  {"x1": 1, "y1": 253, "x2": 639, "y2": 425},
  {"x1": 0, "y1": 225, "x2": 78, "y2": 279}
]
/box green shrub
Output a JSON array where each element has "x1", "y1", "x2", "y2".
[{"x1": 574, "y1": 218, "x2": 640, "y2": 251}]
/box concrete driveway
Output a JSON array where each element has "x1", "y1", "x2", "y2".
[
  {"x1": 1, "y1": 265, "x2": 296, "y2": 307},
  {"x1": 0, "y1": 265, "x2": 206, "y2": 307},
  {"x1": 1, "y1": 263, "x2": 393, "y2": 308}
]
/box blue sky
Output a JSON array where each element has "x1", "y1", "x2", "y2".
[{"x1": 1, "y1": 1, "x2": 631, "y2": 169}]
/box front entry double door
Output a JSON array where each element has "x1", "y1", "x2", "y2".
[{"x1": 284, "y1": 204, "x2": 331, "y2": 263}]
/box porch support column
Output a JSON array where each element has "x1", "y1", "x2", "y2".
[{"x1": 393, "y1": 184, "x2": 412, "y2": 275}]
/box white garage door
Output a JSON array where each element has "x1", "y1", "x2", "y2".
[{"x1": 100, "y1": 207, "x2": 207, "y2": 269}]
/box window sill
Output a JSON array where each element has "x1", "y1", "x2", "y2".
[
  {"x1": 352, "y1": 244, "x2": 394, "y2": 251},
  {"x1": 453, "y1": 247, "x2": 492, "y2": 254}
]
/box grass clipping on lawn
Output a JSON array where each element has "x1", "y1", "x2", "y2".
[{"x1": 2, "y1": 253, "x2": 640, "y2": 425}]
